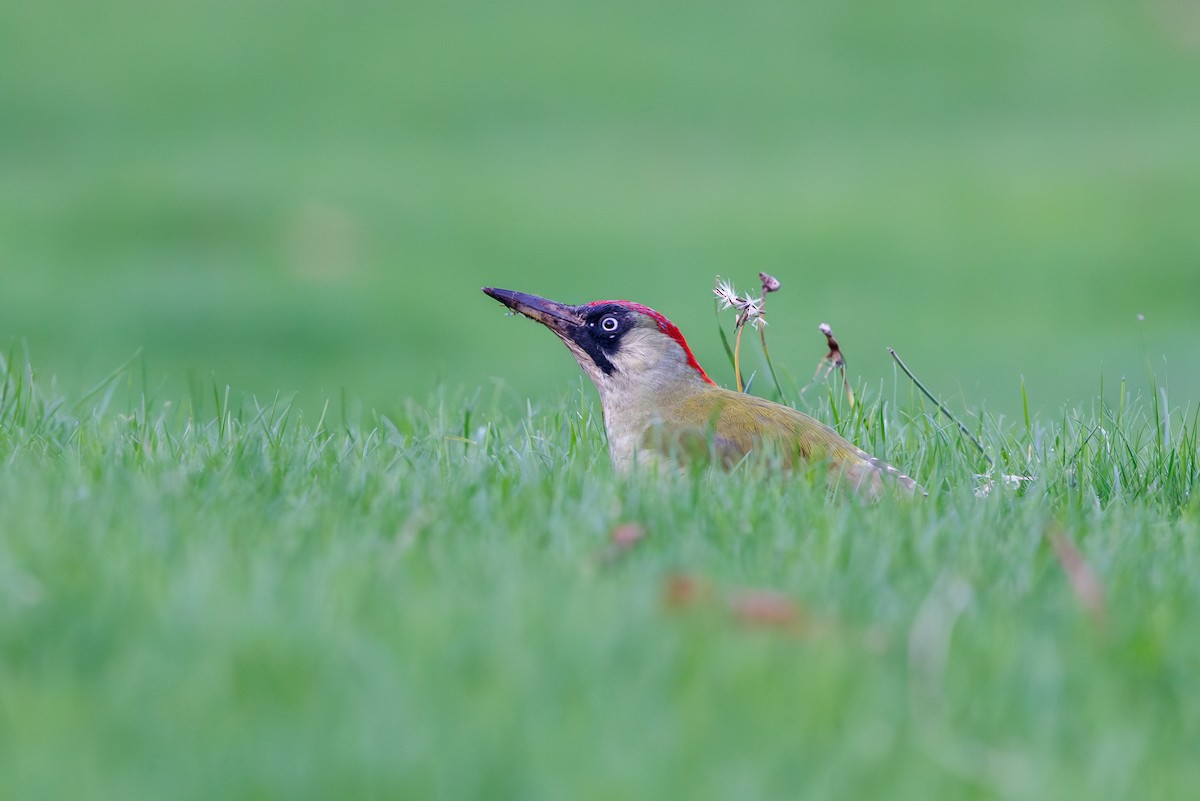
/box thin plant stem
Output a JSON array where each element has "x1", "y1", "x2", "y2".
[
  {"x1": 754, "y1": 274, "x2": 784, "y2": 400},
  {"x1": 888, "y1": 347, "x2": 991, "y2": 466},
  {"x1": 714, "y1": 299, "x2": 737, "y2": 373},
  {"x1": 758, "y1": 321, "x2": 785, "y2": 401},
  {"x1": 734, "y1": 323, "x2": 746, "y2": 392},
  {"x1": 841, "y1": 366, "x2": 855, "y2": 409}
]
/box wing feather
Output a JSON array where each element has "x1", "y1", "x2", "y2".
[{"x1": 666, "y1": 388, "x2": 924, "y2": 496}]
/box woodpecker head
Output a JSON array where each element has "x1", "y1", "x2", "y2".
[{"x1": 482, "y1": 287, "x2": 714, "y2": 393}]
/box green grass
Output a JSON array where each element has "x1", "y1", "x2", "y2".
[{"x1": 1, "y1": 353, "x2": 1197, "y2": 801}]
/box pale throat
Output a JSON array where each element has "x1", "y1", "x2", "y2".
[{"x1": 584, "y1": 328, "x2": 707, "y2": 462}]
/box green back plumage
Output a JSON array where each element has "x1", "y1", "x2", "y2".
[
  {"x1": 651, "y1": 385, "x2": 923, "y2": 496},
  {"x1": 670, "y1": 386, "x2": 860, "y2": 464}
]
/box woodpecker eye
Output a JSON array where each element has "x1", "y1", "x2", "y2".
[{"x1": 600, "y1": 316, "x2": 619, "y2": 333}]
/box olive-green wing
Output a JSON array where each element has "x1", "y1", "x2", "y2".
[{"x1": 667, "y1": 388, "x2": 924, "y2": 495}]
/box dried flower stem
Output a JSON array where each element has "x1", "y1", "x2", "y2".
[
  {"x1": 888, "y1": 347, "x2": 991, "y2": 465},
  {"x1": 822, "y1": 324, "x2": 855, "y2": 409},
  {"x1": 756, "y1": 273, "x2": 785, "y2": 399},
  {"x1": 801, "y1": 323, "x2": 854, "y2": 408},
  {"x1": 714, "y1": 276, "x2": 769, "y2": 394}
]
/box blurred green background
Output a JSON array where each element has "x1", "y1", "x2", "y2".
[{"x1": 2, "y1": 0, "x2": 1198, "y2": 416}]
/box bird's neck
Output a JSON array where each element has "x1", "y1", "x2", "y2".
[{"x1": 593, "y1": 361, "x2": 714, "y2": 469}]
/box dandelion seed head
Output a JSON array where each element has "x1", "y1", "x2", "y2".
[
  {"x1": 714, "y1": 278, "x2": 740, "y2": 311},
  {"x1": 737, "y1": 296, "x2": 766, "y2": 330}
]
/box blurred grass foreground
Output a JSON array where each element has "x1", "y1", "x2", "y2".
[{"x1": 2, "y1": 0, "x2": 1198, "y2": 416}]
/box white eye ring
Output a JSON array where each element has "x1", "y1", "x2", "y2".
[{"x1": 601, "y1": 316, "x2": 619, "y2": 332}]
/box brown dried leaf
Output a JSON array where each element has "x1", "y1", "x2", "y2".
[
  {"x1": 662, "y1": 573, "x2": 714, "y2": 610},
  {"x1": 818, "y1": 322, "x2": 845, "y2": 368},
  {"x1": 610, "y1": 522, "x2": 646, "y2": 549},
  {"x1": 1048, "y1": 528, "x2": 1107, "y2": 630},
  {"x1": 728, "y1": 589, "x2": 804, "y2": 629}
]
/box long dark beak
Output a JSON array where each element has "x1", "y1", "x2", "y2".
[{"x1": 482, "y1": 287, "x2": 584, "y2": 336}]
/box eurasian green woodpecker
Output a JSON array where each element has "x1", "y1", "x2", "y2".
[{"x1": 483, "y1": 287, "x2": 923, "y2": 497}]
